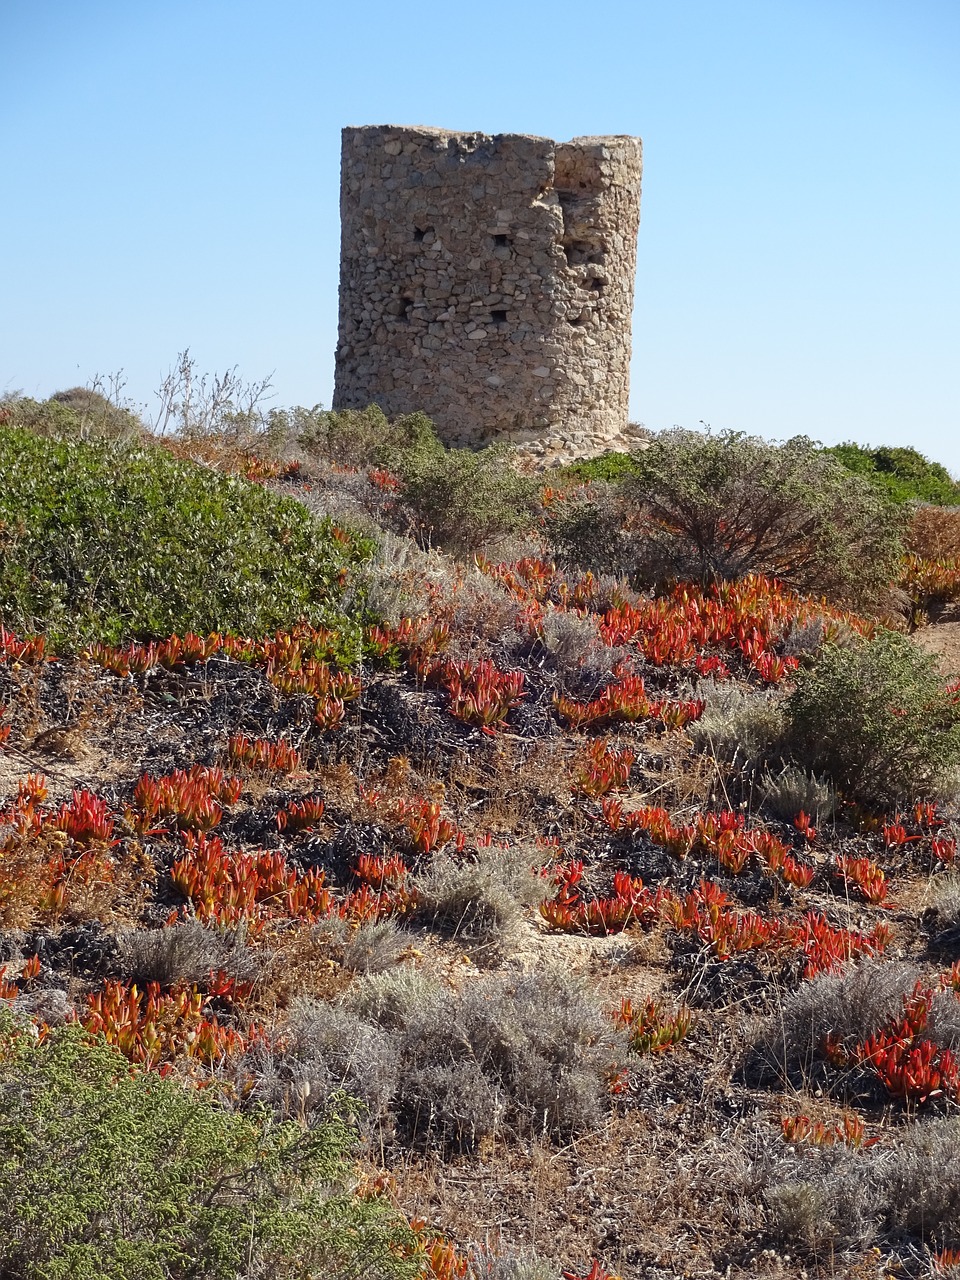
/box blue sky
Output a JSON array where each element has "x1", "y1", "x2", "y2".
[{"x1": 2, "y1": 0, "x2": 958, "y2": 472}]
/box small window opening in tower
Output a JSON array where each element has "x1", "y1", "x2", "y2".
[
  {"x1": 567, "y1": 309, "x2": 591, "y2": 328},
  {"x1": 492, "y1": 233, "x2": 511, "y2": 248},
  {"x1": 413, "y1": 226, "x2": 433, "y2": 242},
  {"x1": 400, "y1": 297, "x2": 414, "y2": 321},
  {"x1": 490, "y1": 309, "x2": 508, "y2": 325}
]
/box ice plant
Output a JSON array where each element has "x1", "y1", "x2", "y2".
[
  {"x1": 572, "y1": 739, "x2": 635, "y2": 797},
  {"x1": 51, "y1": 790, "x2": 115, "y2": 846},
  {"x1": 540, "y1": 861, "x2": 661, "y2": 935},
  {"x1": 791, "y1": 911, "x2": 890, "y2": 979},
  {"x1": 780, "y1": 1113, "x2": 875, "y2": 1148},
  {"x1": 834, "y1": 855, "x2": 889, "y2": 906},
  {"x1": 130, "y1": 764, "x2": 242, "y2": 834},
  {"x1": 276, "y1": 797, "x2": 326, "y2": 832},
  {"x1": 825, "y1": 980, "x2": 960, "y2": 1104},
  {"x1": 0, "y1": 627, "x2": 46, "y2": 664},
  {"x1": 227, "y1": 733, "x2": 302, "y2": 774},
  {"x1": 83, "y1": 979, "x2": 252, "y2": 1069},
  {"x1": 614, "y1": 996, "x2": 691, "y2": 1055}
]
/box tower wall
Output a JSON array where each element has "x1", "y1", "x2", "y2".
[{"x1": 333, "y1": 124, "x2": 642, "y2": 462}]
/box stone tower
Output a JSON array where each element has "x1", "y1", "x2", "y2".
[{"x1": 333, "y1": 124, "x2": 642, "y2": 462}]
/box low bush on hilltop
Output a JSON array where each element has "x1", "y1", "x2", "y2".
[
  {"x1": 0, "y1": 427, "x2": 371, "y2": 649},
  {"x1": 290, "y1": 403, "x2": 444, "y2": 472},
  {"x1": 545, "y1": 429, "x2": 906, "y2": 611},
  {"x1": 0, "y1": 1010, "x2": 416, "y2": 1280},
  {"x1": 1, "y1": 388, "x2": 146, "y2": 445},
  {"x1": 827, "y1": 441, "x2": 960, "y2": 507},
  {"x1": 623, "y1": 429, "x2": 905, "y2": 610}
]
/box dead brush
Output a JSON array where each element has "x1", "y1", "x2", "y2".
[
  {"x1": 760, "y1": 764, "x2": 836, "y2": 825},
  {"x1": 117, "y1": 920, "x2": 258, "y2": 988},
  {"x1": 755, "y1": 1114, "x2": 960, "y2": 1259},
  {"x1": 750, "y1": 960, "x2": 923, "y2": 1087},
  {"x1": 413, "y1": 842, "x2": 545, "y2": 954}
]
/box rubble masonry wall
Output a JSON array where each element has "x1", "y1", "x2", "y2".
[{"x1": 333, "y1": 124, "x2": 642, "y2": 463}]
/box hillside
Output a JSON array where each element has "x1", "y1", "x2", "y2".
[{"x1": 2, "y1": 394, "x2": 960, "y2": 1280}]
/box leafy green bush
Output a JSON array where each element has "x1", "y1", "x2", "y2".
[
  {"x1": 396, "y1": 444, "x2": 540, "y2": 557},
  {"x1": 0, "y1": 1012, "x2": 415, "y2": 1280},
  {"x1": 826, "y1": 441, "x2": 960, "y2": 507},
  {"x1": 291, "y1": 404, "x2": 443, "y2": 472},
  {"x1": 784, "y1": 629, "x2": 960, "y2": 808},
  {"x1": 625, "y1": 429, "x2": 905, "y2": 610},
  {"x1": 0, "y1": 428, "x2": 371, "y2": 649},
  {"x1": 554, "y1": 449, "x2": 645, "y2": 484},
  {"x1": 1, "y1": 389, "x2": 145, "y2": 445},
  {"x1": 545, "y1": 480, "x2": 637, "y2": 576}
]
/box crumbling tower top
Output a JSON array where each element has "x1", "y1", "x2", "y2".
[{"x1": 333, "y1": 124, "x2": 642, "y2": 463}]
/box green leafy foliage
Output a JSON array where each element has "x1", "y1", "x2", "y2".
[
  {"x1": 826, "y1": 442, "x2": 960, "y2": 507},
  {"x1": 0, "y1": 390, "x2": 145, "y2": 445},
  {"x1": 624, "y1": 429, "x2": 905, "y2": 610},
  {"x1": 784, "y1": 629, "x2": 960, "y2": 809},
  {"x1": 397, "y1": 443, "x2": 540, "y2": 556},
  {"x1": 0, "y1": 428, "x2": 372, "y2": 650},
  {"x1": 0, "y1": 1011, "x2": 416, "y2": 1280},
  {"x1": 290, "y1": 403, "x2": 444, "y2": 472},
  {"x1": 554, "y1": 450, "x2": 645, "y2": 484}
]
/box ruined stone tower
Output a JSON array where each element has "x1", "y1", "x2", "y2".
[{"x1": 333, "y1": 125, "x2": 642, "y2": 462}]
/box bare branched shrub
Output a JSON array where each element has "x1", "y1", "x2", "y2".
[
  {"x1": 118, "y1": 922, "x2": 257, "y2": 988},
  {"x1": 760, "y1": 765, "x2": 835, "y2": 824},
  {"x1": 688, "y1": 681, "x2": 785, "y2": 767},
  {"x1": 153, "y1": 349, "x2": 273, "y2": 442}
]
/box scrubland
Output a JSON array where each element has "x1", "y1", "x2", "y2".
[{"x1": 3, "y1": 375, "x2": 960, "y2": 1279}]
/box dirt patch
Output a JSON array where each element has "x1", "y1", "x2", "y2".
[{"x1": 911, "y1": 614, "x2": 960, "y2": 677}]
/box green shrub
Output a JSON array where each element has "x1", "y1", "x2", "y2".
[
  {"x1": 0, "y1": 427, "x2": 371, "y2": 649},
  {"x1": 397, "y1": 444, "x2": 540, "y2": 557},
  {"x1": 784, "y1": 629, "x2": 960, "y2": 808},
  {"x1": 554, "y1": 449, "x2": 645, "y2": 484},
  {"x1": 826, "y1": 441, "x2": 960, "y2": 507},
  {"x1": 0, "y1": 1012, "x2": 415, "y2": 1280},
  {"x1": 545, "y1": 480, "x2": 637, "y2": 576},
  {"x1": 624, "y1": 429, "x2": 905, "y2": 610},
  {"x1": 292, "y1": 404, "x2": 443, "y2": 472},
  {"x1": 2, "y1": 389, "x2": 145, "y2": 445}
]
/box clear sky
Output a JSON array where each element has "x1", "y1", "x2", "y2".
[{"x1": 2, "y1": 0, "x2": 958, "y2": 473}]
